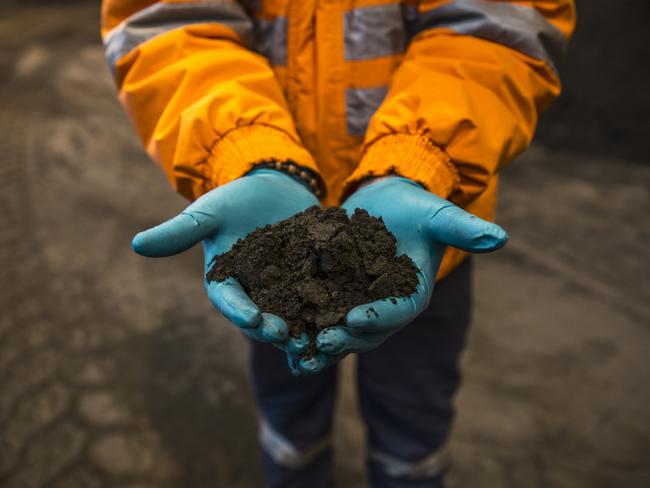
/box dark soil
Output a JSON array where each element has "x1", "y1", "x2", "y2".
[{"x1": 206, "y1": 206, "x2": 418, "y2": 357}]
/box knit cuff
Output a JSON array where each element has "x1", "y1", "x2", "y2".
[
  {"x1": 343, "y1": 133, "x2": 459, "y2": 200},
  {"x1": 208, "y1": 124, "x2": 323, "y2": 195}
]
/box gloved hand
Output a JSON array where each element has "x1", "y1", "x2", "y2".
[
  {"x1": 293, "y1": 176, "x2": 509, "y2": 375},
  {"x1": 131, "y1": 168, "x2": 319, "y2": 350}
]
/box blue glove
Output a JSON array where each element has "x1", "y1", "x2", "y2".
[
  {"x1": 131, "y1": 169, "x2": 318, "y2": 351},
  {"x1": 293, "y1": 176, "x2": 509, "y2": 375}
]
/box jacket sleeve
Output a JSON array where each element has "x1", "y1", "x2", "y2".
[
  {"x1": 101, "y1": 0, "x2": 321, "y2": 200},
  {"x1": 343, "y1": 0, "x2": 576, "y2": 205}
]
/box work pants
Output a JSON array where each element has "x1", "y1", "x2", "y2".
[{"x1": 250, "y1": 259, "x2": 472, "y2": 488}]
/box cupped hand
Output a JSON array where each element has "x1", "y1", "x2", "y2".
[
  {"x1": 131, "y1": 168, "x2": 319, "y2": 349},
  {"x1": 293, "y1": 176, "x2": 509, "y2": 375}
]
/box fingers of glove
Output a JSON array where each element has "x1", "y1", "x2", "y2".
[
  {"x1": 132, "y1": 204, "x2": 221, "y2": 257},
  {"x1": 286, "y1": 353, "x2": 303, "y2": 376},
  {"x1": 242, "y1": 313, "x2": 288, "y2": 344},
  {"x1": 205, "y1": 278, "x2": 261, "y2": 329},
  {"x1": 241, "y1": 328, "x2": 263, "y2": 343},
  {"x1": 287, "y1": 332, "x2": 310, "y2": 355},
  {"x1": 427, "y1": 204, "x2": 508, "y2": 253},
  {"x1": 316, "y1": 326, "x2": 386, "y2": 355},
  {"x1": 258, "y1": 313, "x2": 289, "y2": 343},
  {"x1": 271, "y1": 331, "x2": 310, "y2": 354},
  {"x1": 297, "y1": 352, "x2": 344, "y2": 376}
]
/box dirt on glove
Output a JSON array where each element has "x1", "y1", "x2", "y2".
[{"x1": 206, "y1": 206, "x2": 418, "y2": 357}]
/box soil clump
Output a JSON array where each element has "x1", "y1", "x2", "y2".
[{"x1": 206, "y1": 206, "x2": 418, "y2": 357}]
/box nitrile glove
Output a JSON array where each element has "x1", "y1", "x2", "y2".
[
  {"x1": 131, "y1": 168, "x2": 319, "y2": 350},
  {"x1": 293, "y1": 176, "x2": 509, "y2": 375}
]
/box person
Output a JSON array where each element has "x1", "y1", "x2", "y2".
[{"x1": 101, "y1": 1, "x2": 575, "y2": 486}]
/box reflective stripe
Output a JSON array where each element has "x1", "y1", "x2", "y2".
[
  {"x1": 103, "y1": 1, "x2": 252, "y2": 73},
  {"x1": 259, "y1": 418, "x2": 330, "y2": 469},
  {"x1": 345, "y1": 86, "x2": 388, "y2": 136},
  {"x1": 253, "y1": 17, "x2": 287, "y2": 66},
  {"x1": 405, "y1": 0, "x2": 566, "y2": 72},
  {"x1": 344, "y1": 4, "x2": 406, "y2": 61},
  {"x1": 369, "y1": 444, "x2": 450, "y2": 479}
]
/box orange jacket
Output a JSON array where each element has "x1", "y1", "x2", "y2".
[{"x1": 102, "y1": 0, "x2": 575, "y2": 278}]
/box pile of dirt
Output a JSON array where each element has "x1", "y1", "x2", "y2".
[{"x1": 206, "y1": 206, "x2": 418, "y2": 357}]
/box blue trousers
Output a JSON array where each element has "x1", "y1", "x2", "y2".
[{"x1": 250, "y1": 259, "x2": 472, "y2": 488}]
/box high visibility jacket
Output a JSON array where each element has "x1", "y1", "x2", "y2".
[{"x1": 102, "y1": 0, "x2": 575, "y2": 279}]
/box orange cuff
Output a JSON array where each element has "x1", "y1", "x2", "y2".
[
  {"x1": 208, "y1": 124, "x2": 322, "y2": 191},
  {"x1": 343, "y1": 133, "x2": 459, "y2": 200}
]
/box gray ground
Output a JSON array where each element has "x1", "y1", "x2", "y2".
[{"x1": 1, "y1": 3, "x2": 649, "y2": 488}]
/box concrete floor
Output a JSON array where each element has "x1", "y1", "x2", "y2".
[{"x1": 1, "y1": 3, "x2": 648, "y2": 487}]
